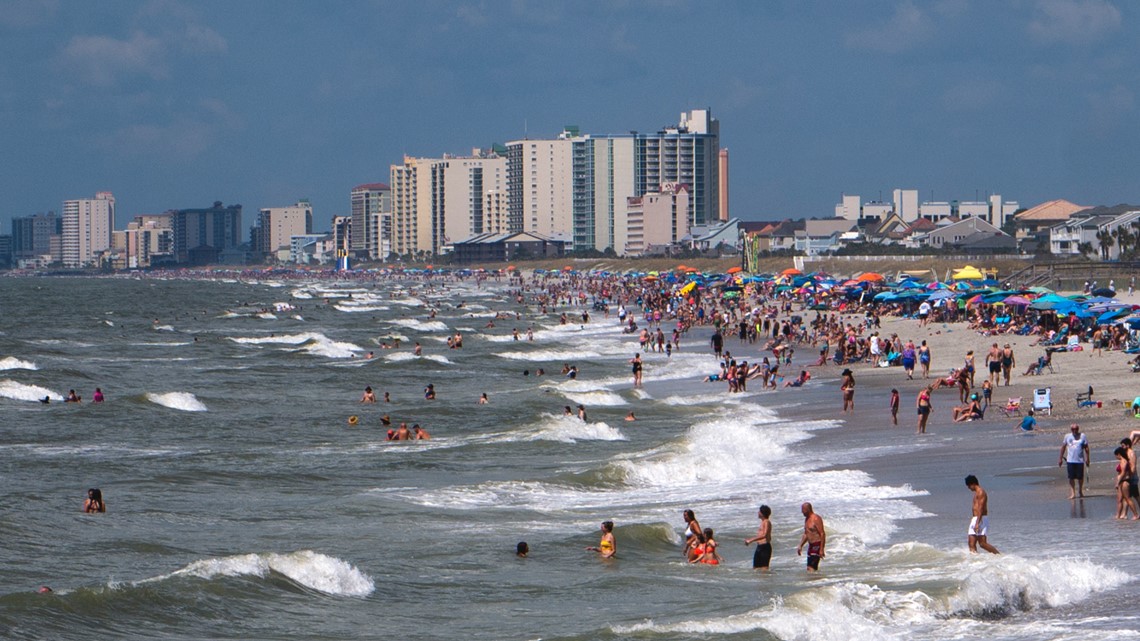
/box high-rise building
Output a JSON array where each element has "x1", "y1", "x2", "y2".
[
  {"x1": 523, "y1": 109, "x2": 720, "y2": 252},
  {"x1": 390, "y1": 152, "x2": 506, "y2": 257},
  {"x1": 11, "y1": 212, "x2": 61, "y2": 260},
  {"x1": 62, "y1": 191, "x2": 115, "y2": 268},
  {"x1": 170, "y1": 202, "x2": 243, "y2": 265},
  {"x1": 114, "y1": 214, "x2": 174, "y2": 268},
  {"x1": 350, "y1": 183, "x2": 391, "y2": 261},
  {"x1": 505, "y1": 136, "x2": 575, "y2": 239},
  {"x1": 253, "y1": 200, "x2": 312, "y2": 261},
  {"x1": 718, "y1": 148, "x2": 729, "y2": 222}
]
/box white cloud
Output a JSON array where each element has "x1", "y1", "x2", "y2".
[
  {"x1": 844, "y1": 1, "x2": 933, "y2": 54},
  {"x1": 1028, "y1": 0, "x2": 1121, "y2": 44},
  {"x1": 93, "y1": 98, "x2": 241, "y2": 159},
  {"x1": 59, "y1": 32, "x2": 166, "y2": 87}
]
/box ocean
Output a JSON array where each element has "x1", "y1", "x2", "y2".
[{"x1": 0, "y1": 275, "x2": 1135, "y2": 640}]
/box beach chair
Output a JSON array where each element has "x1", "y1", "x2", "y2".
[
  {"x1": 1033, "y1": 387, "x2": 1053, "y2": 416},
  {"x1": 1001, "y1": 398, "x2": 1022, "y2": 418},
  {"x1": 1076, "y1": 386, "x2": 1095, "y2": 408}
]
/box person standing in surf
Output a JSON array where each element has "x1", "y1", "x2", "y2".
[
  {"x1": 965, "y1": 475, "x2": 999, "y2": 554},
  {"x1": 745, "y1": 505, "x2": 772, "y2": 571},
  {"x1": 796, "y1": 502, "x2": 825, "y2": 571},
  {"x1": 587, "y1": 521, "x2": 616, "y2": 558}
]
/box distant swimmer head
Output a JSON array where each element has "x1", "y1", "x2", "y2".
[
  {"x1": 516, "y1": 541, "x2": 529, "y2": 557},
  {"x1": 38, "y1": 586, "x2": 52, "y2": 594}
]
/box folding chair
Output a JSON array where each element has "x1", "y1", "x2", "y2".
[
  {"x1": 1001, "y1": 397, "x2": 1022, "y2": 418},
  {"x1": 1033, "y1": 387, "x2": 1053, "y2": 416}
]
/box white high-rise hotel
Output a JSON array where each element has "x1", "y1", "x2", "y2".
[
  {"x1": 62, "y1": 191, "x2": 115, "y2": 268},
  {"x1": 387, "y1": 109, "x2": 720, "y2": 257}
]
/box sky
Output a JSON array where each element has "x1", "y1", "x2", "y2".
[{"x1": 0, "y1": 0, "x2": 1137, "y2": 231}]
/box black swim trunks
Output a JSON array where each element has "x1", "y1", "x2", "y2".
[
  {"x1": 989, "y1": 362, "x2": 1001, "y2": 374},
  {"x1": 753, "y1": 543, "x2": 772, "y2": 569}
]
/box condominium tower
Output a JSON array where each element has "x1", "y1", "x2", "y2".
[
  {"x1": 350, "y1": 183, "x2": 391, "y2": 261},
  {"x1": 61, "y1": 191, "x2": 115, "y2": 268}
]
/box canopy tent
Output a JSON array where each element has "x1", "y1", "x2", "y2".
[{"x1": 952, "y1": 266, "x2": 984, "y2": 280}]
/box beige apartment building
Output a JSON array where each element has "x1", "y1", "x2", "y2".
[{"x1": 61, "y1": 191, "x2": 115, "y2": 268}]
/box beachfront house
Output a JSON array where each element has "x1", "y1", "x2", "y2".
[{"x1": 1048, "y1": 205, "x2": 1140, "y2": 260}]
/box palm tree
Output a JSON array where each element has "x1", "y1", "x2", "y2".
[
  {"x1": 1115, "y1": 226, "x2": 1134, "y2": 260},
  {"x1": 1095, "y1": 229, "x2": 1115, "y2": 260}
]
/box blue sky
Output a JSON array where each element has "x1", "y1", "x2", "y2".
[{"x1": 0, "y1": 0, "x2": 1136, "y2": 231}]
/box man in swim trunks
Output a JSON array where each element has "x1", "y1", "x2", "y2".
[
  {"x1": 1060, "y1": 423, "x2": 1090, "y2": 499},
  {"x1": 796, "y1": 502, "x2": 825, "y2": 571},
  {"x1": 985, "y1": 343, "x2": 1001, "y2": 385},
  {"x1": 965, "y1": 475, "x2": 999, "y2": 553},
  {"x1": 745, "y1": 505, "x2": 772, "y2": 571}
]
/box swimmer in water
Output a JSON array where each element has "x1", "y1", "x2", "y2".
[
  {"x1": 625, "y1": 411, "x2": 637, "y2": 421},
  {"x1": 92, "y1": 388, "x2": 104, "y2": 403},
  {"x1": 516, "y1": 542, "x2": 529, "y2": 558},
  {"x1": 65, "y1": 390, "x2": 81, "y2": 403},
  {"x1": 586, "y1": 520, "x2": 616, "y2": 558},
  {"x1": 83, "y1": 488, "x2": 106, "y2": 513},
  {"x1": 413, "y1": 424, "x2": 431, "y2": 440},
  {"x1": 577, "y1": 405, "x2": 588, "y2": 421},
  {"x1": 361, "y1": 386, "x2": 377, "y2": 403},
  {"x1": 563, "y1": 406, "x2": 573, "y2": 417},
  {"x1": 424, "y1": 384, "x2": 435, "y2": 400},
  {"x1": 478, "y1": 393, "x2": 489, "y2": 405},
  {"x1": 395, "y1": 422, "x2": 412, "y2": 440},
  {"x1": 381, "y1": 414, "x2": 391, "y2": 426}
]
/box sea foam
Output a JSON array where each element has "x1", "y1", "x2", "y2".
[
  {"x1": 146, "y1": 392, "x2": 208, "y2": 412},
  {"x1": 164, "y1": 550, "x2": 374, "y2": 597},
  {"x1": 0, "y1": 357, "x2": 37, "y2": 371},
  {"x1": 0, "y1": 379, "x2": 60, "y2": 402}
]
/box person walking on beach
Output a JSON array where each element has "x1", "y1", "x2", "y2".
[
  {"x1": 985, "y1": 343, "x2": 1002, "y2": 386},
  {"x1": 796, "y1": 502, "x2": 825, "y2": 571},
  {"x1": 745, "y1": 505, "x2": 773, "y2": 571},
  {"x1": 890, "y1": 389, "x2": 900, "y2": 425},
  {"x1": 1001, "y1": 344, "x2": 1015, "y2": 386},
  {"x1": 916, "y1": 386, "x2": 933, "y2": 434},
  {"x1": 840, "y1": 369, "x2": 855, "y2": 413},
  {"x1": 587, "y1": 520, "x2": 616, "y2": 558},
  {"x1": 918, "y1": 340, "x2": 931, "y2": 379},
  {"x1": 965, "y1": 475, "x2": 999, "y2": 554},
  {"x1": 1060, "y1": 424, "x2": 1090, "y2": 499}
]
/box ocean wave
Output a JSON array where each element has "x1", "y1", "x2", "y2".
[
  {"x1": 560, "y1": 389, "x2": 628, "y2": 407},
  {"x1": 255, "y1": 313, "x2": 277, "y2": 320},
  {"x1": 0, "y1": 379, "x2": 60, "y2": 402},
  {"x1": 153, "y1": 324, "x2": 175, "y2": 332},
  {"x1": 383, "y1": 352, "x2": 453, "y2": 365},
  {"x1": 156, "y1": 550, "x2": 374, "y2": 597},
  {"x1": 228, "y1": 332, "x2": 363, "y2": 358},
  {"x1": 526, "y1": 414, "x2": 626, "y2": 443},
  {"x1": 948, "y1": 554, "x2": 1131, "y2": 617},
  {"x1": 495, "y1": 349, "x2": 603, "y2": 362},
  {"x1": 0, "y1": 357, "x2": 37, "y2": 371},
  {"x1": 145, "y1": 392, "x2": 208, "y2": 412},
  {"x1": 333, "y1": 304, "x2": 390, "y2": 313},
  {"x1": 387, "y1": 318, "x2": 448, "y2": 332}
]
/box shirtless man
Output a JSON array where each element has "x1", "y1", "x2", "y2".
[
  {"x1": 796, "y1": 502, "x2": 826, "y2": 571},
  {"x1": 965, "y1": 475, "x2": 999, "y2": 554},
  {"x1": 745, "y1": 505, "x2": 773, "y2": 571},
  {"x1": 985, "y1": 343, "x2": 1002, "y2": 386},
  {"x1": 412, "y1": 424, "x2": 431, "y2": 440}
]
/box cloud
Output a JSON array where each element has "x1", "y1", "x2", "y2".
[
  {"x1": 59, "y1": 32, "x2": 166, "y2": 87},
  {"x1": 1028, "y1": 0, "x2": 1121, "y2": 45},
  {"x1": 0, "y1": 0, "x2": 58, "y2": 28},
  {"x1": 844, "y1": 1, "x2": 933, "y2": 54},
  {"x1": 455, "y1": 3, "x2": 489, "y2": 27},
  {"x1": 92, "y1": 99, "x2": 242, "y2": 159}
]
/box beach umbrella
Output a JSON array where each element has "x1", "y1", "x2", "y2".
[
  {"x1": 726, "y1": 266, "x2": 743, "y2": 274},
  {"x1": 1028, "y1": 286, "x2": 1054, "y2": 295},
  {"x1": 927, "y1": 290, "x2": 956, "y2": 301},
  {"x1": 856, "y1": 272, "x2": 884, "y2": 282},
  {"x1": 1003, "y1": 295, "x2": 1031, "y2": 306},
  {"x1": 1092, "y1": 287, "x2": 1116, "y2": 298},
  {"x1": 781, "y1": 268, "x2": 803, "y2": 276}
]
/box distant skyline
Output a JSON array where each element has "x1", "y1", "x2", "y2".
[{"x1": 1, "y1": 0, "x2": 1136, "y2": 231}]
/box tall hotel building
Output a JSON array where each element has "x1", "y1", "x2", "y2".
[
  {"x1": 62, "y1": 191, "x2": 115, "y2": 268},
  {"x1": 350, "y1": 183, "x2": 391, "y2": 260},
  {"x1": 390, "y1": 152, "x2": 506, "y2": 257},
  {"x1": 509, "y1": 109, "x2": 720, "y2": 252},
  {"x1": 253, "y1": 200, "x2": 313, "y2": 261}
]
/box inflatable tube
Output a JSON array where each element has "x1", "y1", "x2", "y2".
[{"x1": 348, "y1": 415, "x2": 359, "y2": 426}]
